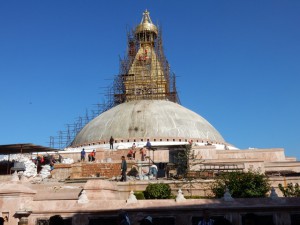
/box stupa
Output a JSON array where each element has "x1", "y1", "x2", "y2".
[
  {"x1": 64, "y1": 10, "x2": 300, "y2": 177},
  {"x1": 1, "y1": 10, "x2": 300, "y2": 225},
  {"x1": 70, "y1": 10, "x2": 232, "y2": 151}
]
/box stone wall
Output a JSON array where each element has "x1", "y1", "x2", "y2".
[
  {"x1": 50, "y1": 161, "x2": 300, "y2": 198},
  {"x1": 216, "y1": 148, "x2": 286, "y2": 161},
  {"x1": 66, "y1": 162, "x2": 138, "y2": 179},
  {"x1": 51, "y1": 164, "x2": 72, "y2": 180},
  {"x1": 20, "y1": 196, "x2": 300, "y2": 225},
  {"x1": 81, "y1": 163, "x2": 121, "y2": 178},
  {"x1": 2, "y1": 176, "x2": 300, "y2": 225}
]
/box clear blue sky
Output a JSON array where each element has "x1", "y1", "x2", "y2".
[{"x1": 0, "y1": 1, "x2": 299, "y2": 159}]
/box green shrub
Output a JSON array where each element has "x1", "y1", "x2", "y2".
[
  {"x1": 212, "y1": 171, "x2": 270, "y2": 198},
  {"x1": 144, "y1": 183, "x2": 172, "y2": 199},
  {"x1": 134, "y1": 191, "x2": 145, "y2": 200},
  {"x1": 278, "y1": 183, "x2": 300, "y2": 197}
]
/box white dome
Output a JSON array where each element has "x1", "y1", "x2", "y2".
[{"x1": 71, "y1": 100, "x2": 225, "y2": 146}]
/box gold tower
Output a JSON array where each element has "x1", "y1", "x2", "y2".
[{"x1": 114, "y1": 10, "x2": 179, "y2": 104}]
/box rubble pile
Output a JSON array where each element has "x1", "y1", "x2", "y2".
[{"x1": 1, "y1": 153, "x2": 74, "y2": 178}]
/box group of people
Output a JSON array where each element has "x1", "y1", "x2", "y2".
[
  {"x1": 80, "y1": 149, "x2": 96, "y2": 162},
  {"x1": 121, "y1": 140, "x2": 157, "y2": 182},
  {"x1": 41, "y1": 210, "x2": 259, "y2": 225},
  {"x1": 120, "y1": 156, "x2": 158, "y2": 182},
  {"x1": 196, "y1": 210, "x2": 259, "y2": 225},
  {"x1": 34, "y1": 153, "x2": 62, "y2": 172},
  {"x1": 127, "y1": 143, "x2": 136, "y2": 159},
  {"x1": 127, "y1": 147, "x2": 147, "y2": 161},
  {"x1": 109, "y1": 136, "x2": 152, "y2": 155},
  {"x1": 118, "y1": 209, "x2": 232, "y2": 225},
  {"x1": 119, "y1": 211, "x2": 153, "y2": 225},
  {"x1": 127, "y1": 140, "x2": 152, "y2": 161},
  {"x1": 46, "y1": 213, "x2": 153, "y2": 225},
  {"x1": 118, "y1": 209, "x2": 237, "y2": 225}
]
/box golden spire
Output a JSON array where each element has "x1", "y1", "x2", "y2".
[
  {"x1": 140, "y1": 9, "x2": 152, "y2": 24},
  {"x1": 135, "y1": 10, "x2": 158, "y2": 37},
  {"x1": 118, "y1": 10, "x2": 178, "y2": 103}
]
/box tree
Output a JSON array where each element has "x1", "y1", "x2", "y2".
[
  {"x1": 211, "y1": 170, "x2": 271, "y2": 198},
  {"x1": 175, "y1": 144, "x2": 192, "y2": 177},
  {"x1": 278, "y1": 183, "x2": 300, "y2": 197}
]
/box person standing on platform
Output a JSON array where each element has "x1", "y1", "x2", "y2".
[
  {"x1": 88, "y1": 150, "x2": 96, "y2": 162},
  {"x1": 132, "y1": 142, "x2": 136, "y2": 150},
  {"x1": 120, "y1": 156, "x2": 127, "y2": 182},
  {"x1": 146, "y1": 140, "x2": 152, "y2": 149},
  {"x1": 81, "y1": 148, "x2": 86, "y2": 162},
  {"x1": 110, "y1": 136, "x2": 114, "y2": 149},
  {"x1": 91, "y1": 150, "x2": 96, "y2": 161},
  {"x1": 140, "y1": 147, "x2": 147, "y2": 161}
]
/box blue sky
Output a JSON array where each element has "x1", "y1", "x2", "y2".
[{"x1": 0, "y1": 1, "x2": 299, "y2": 159}]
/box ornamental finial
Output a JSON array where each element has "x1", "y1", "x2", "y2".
[{"x1": 141, "y1": 9, "x2": 153, "y2": 24}]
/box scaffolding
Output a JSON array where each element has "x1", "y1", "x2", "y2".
[
  {"x1": 48, "y1": 12, "x2": 180, "y2": 149},
  {"x1": 114, "y1": 27, "x2": 180, "y2": 104},
  {"x1": 48, "y1": 102, "x2": 108, "y2": 149}
]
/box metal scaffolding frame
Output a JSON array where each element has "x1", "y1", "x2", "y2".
[
  {"x1": 49, "y1": 16, "x2": 180, "y2": 149},
  {"x1": 114, "y1": 27, "x2": 180, "y2": 104}
]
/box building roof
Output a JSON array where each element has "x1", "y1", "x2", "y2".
[
  {"x1": 71, "y1": 100, "x2": 225, "y2": 147},
  {"x1": 0, "y1": 143, "x2": 61, "y2": 155}
]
